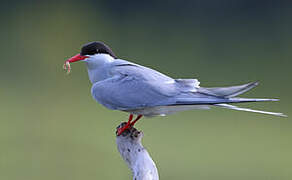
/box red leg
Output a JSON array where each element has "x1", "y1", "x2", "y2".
[
  {"x1": 130, "y1": 115, "x2": 143, "y2": 127},
  {"x1": 117, "y1": 114, "x2": 143, "y2": 136},
  {"x1": 128, "y1": 114, "x2": 134, "y2": 123}
]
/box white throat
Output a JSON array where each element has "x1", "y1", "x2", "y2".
[{"x1": 85, "y1": 54, "x2": 114, "y2": 83}]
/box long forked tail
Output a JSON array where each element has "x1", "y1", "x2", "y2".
[
  {"x1": 197, "y1": 82, "x2": 286, "y2": 117},
  {"x1": 215, "y1": 103, "x2": 287, "y2": 117}
]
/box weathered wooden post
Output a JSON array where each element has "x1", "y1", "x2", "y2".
[{"x1": 116, "y1": 122, "x2": 159, "y2": 180}]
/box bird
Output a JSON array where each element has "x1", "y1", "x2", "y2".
[{"x1": 63, "y1": 41, "x2": 286, "y2": 136}]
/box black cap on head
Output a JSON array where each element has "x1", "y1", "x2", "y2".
[{"x1": 80, "y1": 41, "x2": 117, "y2": 59}]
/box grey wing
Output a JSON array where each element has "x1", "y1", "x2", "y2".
[
  {"x1": 91, "y1": 73, "x2": 175, "y2": 110},
  {"x1": 91, "y1": 60, "x2": 200, "y2": 110},
  {"x1": 111, "y1": 59, "x2": 201, "y2": 93}
]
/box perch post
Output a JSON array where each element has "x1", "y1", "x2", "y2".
[{"x1": 116, "y1": 122, "x2": 159, "y2": 180}]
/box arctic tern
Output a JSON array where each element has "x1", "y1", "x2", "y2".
[{"x1": 64, "y1": 41, "x2": 286, "y2": 136}]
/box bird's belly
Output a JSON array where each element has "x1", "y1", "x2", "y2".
[{"x1": 125, "y1": 105, "x2": 210, "y2": 117}]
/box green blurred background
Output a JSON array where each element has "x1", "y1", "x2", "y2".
[{"x1": 0, "y1": 0, "x2": 291, "y2": 179}]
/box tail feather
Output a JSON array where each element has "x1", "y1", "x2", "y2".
[
  {"x1": 174, "y1": 97, "x2": 279, "y2": 105},
  {"x1": 172, "y1": 81, "x2": 285, "y2": 117},
  {"x1": 229, "y1": 97, "x2": 279, "y2": 103},
  {"x1": 199, "y1": 81, "x2": 259, "y2": 98},
  {"x1": 215, "y1": 103, "x2": 287, "y2": 117}
]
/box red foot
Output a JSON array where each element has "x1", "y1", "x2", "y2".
[{"x1": 117, "y1": 114, "x2": 143, "y2": 136}]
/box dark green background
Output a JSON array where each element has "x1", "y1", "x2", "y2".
[{"x1": 0, "y1": 0, "x2": 291, "y2": 179}]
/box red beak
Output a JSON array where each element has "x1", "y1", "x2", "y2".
[
  {"x1": 66, "y1": 53, "x2": 89, "y2": 63},
  {"x1": 63, "y1": 54, "x2": 89, "y2": 74}
]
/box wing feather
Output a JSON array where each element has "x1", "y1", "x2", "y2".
[
  {"x1": 91, "y1": 61, "x2": 175, "y2": 110},
  {"x1": 91, "y1": 59, "x2": 201, "y2": 110}
]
